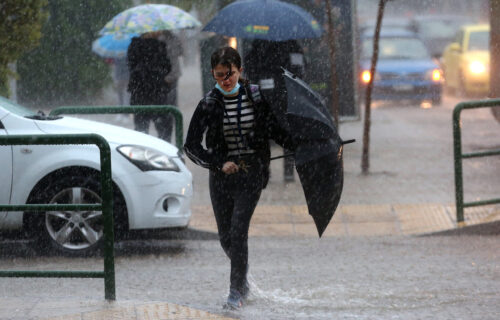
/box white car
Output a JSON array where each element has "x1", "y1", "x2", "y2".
[{"x1": 0, "y1": 96, "x2": 193, "y2": 255}]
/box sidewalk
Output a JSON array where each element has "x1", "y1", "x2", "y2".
[{"x1": 190, "y1": 203, "x2": 500, "y2": 237}]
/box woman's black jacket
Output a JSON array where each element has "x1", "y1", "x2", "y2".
[{"x1": 184, "y1": 82, "x2": 294, "y2": 174}]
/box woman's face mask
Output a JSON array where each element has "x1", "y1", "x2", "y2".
[{"x1": 212, "y1": 64, "x2": 242, "y2": 95}]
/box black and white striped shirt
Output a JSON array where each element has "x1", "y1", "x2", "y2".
[{"x1": 223, "y1": 92, "x2": 256, "y2": 157}]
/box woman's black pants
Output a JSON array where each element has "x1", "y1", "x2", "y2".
[{"x1": 209, "y1": 159, "x2": 264, "y2": 293}]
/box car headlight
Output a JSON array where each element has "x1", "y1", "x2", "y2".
[
  {"x1": 468, "y1": 61, "x2": 486, "y2": 74},
  {"x1": 426, "y1": 68, "x2": 442, "y2": 82},
  {"x1": 117, "y1": 145, "x2": 180, "y2": 172},
  {"x1": 360, "y1": 70, "x2": 380, "y2": 84}
]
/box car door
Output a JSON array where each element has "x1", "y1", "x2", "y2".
[
  {"x1": 0, "y1": 118, "x2": 13, "y2": 223},
  {"x1": 446, "y1": 30, "x2": 465, "y2": 88}
]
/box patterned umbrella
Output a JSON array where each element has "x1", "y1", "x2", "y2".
[
  {"x1": 91, "y1": 33, "x2": 138, "y2": 58},
  {"x1": 99, "y1": 4, "x2": 201, "y2": 36}
]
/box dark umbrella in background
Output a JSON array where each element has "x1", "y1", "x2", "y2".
[
  {"x1": 202, "y1": 0, "x2": 323, "y2": 41},
  {"x1": 272, "y1": 69, "x2": 354, "y2": 237}
]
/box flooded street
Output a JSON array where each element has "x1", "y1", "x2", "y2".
[
  {"x1": 1, "y1": 235, "x2": 499, "y2": 319},
  {"x1": 1, "y1": 58, "x2": 499, "y2": 320}
]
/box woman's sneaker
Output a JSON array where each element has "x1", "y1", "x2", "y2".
[
  {"x1": 225, "y1": 289, "x2": 243, "y2": 309},
  {"x1": 241, "y1": 279, "x2": 250, "y2": 300}
]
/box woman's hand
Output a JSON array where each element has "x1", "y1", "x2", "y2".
[{"x1": 222, "y1": 161, "x2": 239, "y2": 175}]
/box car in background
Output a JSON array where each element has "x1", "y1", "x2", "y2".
[
  {"x1": 358, "y1": 29, "x2": 443, "y2": 105},
  {"x1": 409, "y1": 15, "x2": 477, "y2": 59},
  {"x1": 0, "y1": 96, "x2": 193, "y2": 256},
  {"x1": 441, "y1": 24, "x2": 490, "y2": 97},
  {"x1": 358, "y1": 17, "x2": 412, "y2": 34}
]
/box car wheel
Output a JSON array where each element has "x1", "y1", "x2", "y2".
[
  {"x1": 26, "y1": 168, "x2": 128, "y2": 256},
  {"x1": 431, "y1": 96, "x2": 442, "y2": 106}
]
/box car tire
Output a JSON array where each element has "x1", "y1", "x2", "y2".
[
  {"x1": 432, "y1": 96, "x2": 442, "y2": 106},
  {"x1": 25, "y1": 168, "x2": 128, "y2": 256}
]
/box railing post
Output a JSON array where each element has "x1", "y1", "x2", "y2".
[
  {"x1": 453, "y1": 104, "x2": 465, "y2": 224},
  {"x1": 452, "y1": 100, "x2": 500, "y2": 225},
  {"x1": 97, "y1": 137, "x2": 116, "y2": 300},
  {"x1": 0, "y1": 134, "x2": 115, "y2": 301}
]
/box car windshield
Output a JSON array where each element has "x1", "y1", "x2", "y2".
[
  {"x1": 468, "y1": 31, "x2": 489, "y2": 51},
  {"x1": 0, "y1": 96, "x2": 37, "y2": 117},
  {"x1": 361, "y1": 37, "x2": 430, "y2": 60}
]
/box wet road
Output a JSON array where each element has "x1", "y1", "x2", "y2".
[
  {"x1": 1, "y1": 234, "x2": 499, "y2": 319},
  {"x1": 1, "y1": 61, "x2": 499, "y2": 319}
]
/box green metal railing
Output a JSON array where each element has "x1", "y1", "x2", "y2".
[
  {"x1": 453, "y1": 100, "x2": 500, "y2": 223},
  {"x1": 0, "y1": 134, "x2": 115, "y2": 300},
  {"x1": 49, "y1": 105, "x2": 183, "y2": 149}
]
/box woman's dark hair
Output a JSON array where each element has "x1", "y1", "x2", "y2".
[{"x1": 211, "y1": 46, "x2": 242, "y2": 70}]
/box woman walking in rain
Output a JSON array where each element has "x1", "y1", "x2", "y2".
[{"x1": 184, "y1": 46, "x2": 294, "y2": 309}]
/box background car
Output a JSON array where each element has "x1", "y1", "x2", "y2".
[
  {"x1": 409, "y1": 15, "x2": 476, "y2": 59},
  {"x1": 0, "y1": 96, "x2": 193, "y2": 256},
  {"x1": 358, "y1": 29, "x2": 443, "y2": 105},
  {"x1": 441, "y1": 24, "x2": 490, "y2": 97}
]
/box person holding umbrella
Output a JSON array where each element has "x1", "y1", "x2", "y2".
[
  {"x1": 98, "y1": 3, "x2": 201, "y2": 141},
  {"x1": 244, "y1": 39, "x2": 306, "y2": 182},
  {"x1": 127, "y1": 31, "x2": 172, "y2": 140},
  {"x1": 184, "y1": 46, "x2": 294, "y2": 309}
]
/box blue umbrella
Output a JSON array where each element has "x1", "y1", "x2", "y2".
[
  {"x1": 202, "y1": 0, "x2": 322, "y2": 41},
  {"x1": 91, "y1": 33, "x2": 139, "y2": 58}
]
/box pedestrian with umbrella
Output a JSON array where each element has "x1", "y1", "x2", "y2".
[
  {"x1": 127, "y1": 31, "x2": 172, "y2": 140},
  {"x1": 92, "y1": 33, "x2": 138, "y2": 107},
  {"x1": 244, "y1": 39, "x2": 306, "y2": 182},
  {"x1": 98, "y1": 3, "x2": 201, "y2": 141},
  {"x1": 184, "y1": 46, "x2": 295, "y2": 309},
  {"x1": 203, "y1": 0, "x2": 321, "y2": 182}
]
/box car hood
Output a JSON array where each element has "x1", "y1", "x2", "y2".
[
  {"x1": 361, "y1": 59, "x2": 438, "y2": 73},
  {"x1": 34, "y1": 116, "x2": 179, "y2": 155}
]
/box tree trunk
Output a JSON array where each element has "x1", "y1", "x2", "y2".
[
  {"x1": 325, "y1": 0, "x2": 339, "y2": 126},
  {"x1": 490, "y1": 0, "x2": 500, "y2": 122},
  {"x1": 490, "y1": 0, "x2": 500, "y2": 98},
  {"x1": 361, "y1": 0, "x2": 387, "y2": 174}
]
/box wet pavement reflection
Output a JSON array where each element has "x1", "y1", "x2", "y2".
[{"x1": 1, "y1": 234, "x2": 499, "y2": 319}]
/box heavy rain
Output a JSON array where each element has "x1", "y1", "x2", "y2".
[{"x1": 0, "y1": 0, "x2": 499, "y2": 319}]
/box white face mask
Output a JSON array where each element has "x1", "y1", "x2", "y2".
[{"x1": 215, "y1": 82, "x2": 241, "y2": 96}]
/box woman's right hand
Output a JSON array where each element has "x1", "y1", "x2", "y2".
[{"x1": 222, "y1": 161, "x2": 239, "y2": 175}]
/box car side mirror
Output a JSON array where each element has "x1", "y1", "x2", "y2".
[{"x1": 449, "y1": 43, "x2": 461, "y2": 53}]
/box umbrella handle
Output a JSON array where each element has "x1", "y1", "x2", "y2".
[
  {"x1": 341, "y1": 139, "x2": 356, "y2": 145},
  {"x1": 270, "y1": 153, "x2": 295, "y2": 161}
]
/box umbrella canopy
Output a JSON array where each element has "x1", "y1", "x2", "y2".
[
  {"x1": 283, "y1": 69, "x2": 336, "y2": 140},
  {"x1": 91, "y1": 33, "x2": 138, "y2": 58},
  {"x1": 274, "y1": 69, "x2": 346, "y2": 237},
  {"x1": 202, "y1": 0, "x2": 322, "y2": 41},
  {"x1": 99, "y1": 4, "x2": 201, "y2": 36},
  {"x1": 295, "y1": 141, "x2": 343, "y2": 237}
]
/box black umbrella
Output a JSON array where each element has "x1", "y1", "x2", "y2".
[
  {"x1": 271, "y1": 69, "x2": 354, "y2": 237},
  {"x1": 283, "y1": 69, "x2": 337, "y2": 140}
]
